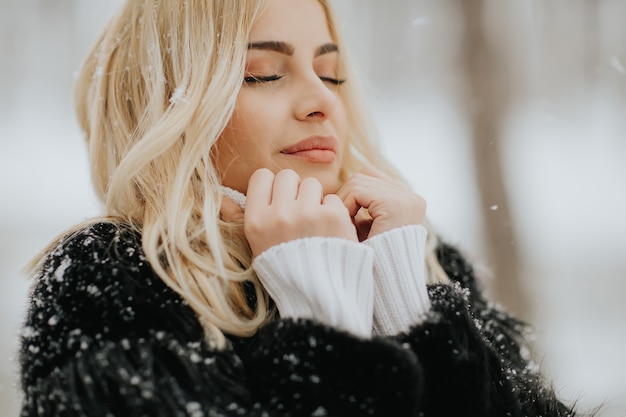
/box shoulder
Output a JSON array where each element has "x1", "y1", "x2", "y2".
[
  {"x1": 35, "y1": 221, "x2": 154, "y2": 286},
  {"x1": 22, "y1": 221, "x2": 204, "y2": 381},
  {"x1": 433, "y1": 241, "x2": 527, "y2": 328},
  {"x1": 28, "y1": 221, "x2": 197, "y2": 330},
  {"x1": 35, "y1": 221, "x2": 144, "y2": 283},
  {"x1": 41, "y1": 221, "x2": 143, "y2": 269},
  {"x1": 30, "y1": 221, "x2": 166, "y2": 314},
  {"x1": 435, "y1": 242, "x2": 483, "y2": 297}
]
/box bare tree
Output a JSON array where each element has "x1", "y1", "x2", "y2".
[
  {"x1": 584, "y1": 0, "x2": 601, "y2": 87},
  {"x1": 459, "y1": 1, "x2": 528, "y2": 319}
]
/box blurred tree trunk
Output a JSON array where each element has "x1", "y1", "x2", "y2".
[
  {"x1": 368, "y1": 0, "x2": 412, "y2": 91},
  {"x1": 460, "y1": 1, "x2": 528, "y2": 319},
  {"x1": 584, "y1": 0, "x2": 600, "y2": 86}
]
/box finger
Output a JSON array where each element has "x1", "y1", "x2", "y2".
[
  {"x1": 336, "y1": 171, "x2": 402, "y2": 215},
  {"x1": 323, "y1": 193, "x2": 353, "y2": 221},
  {"x1": 246, "y1": 168, "x2": 274, "y2": 212},
  {"x1": 298, "y1": 177, "x2": 324, "y2": 206},
  {"x1": 335, "y1": 180, "x2": 357, "y2": 214},
  {"x1": 220, "y1": 195, "x2": 245, "y2": 222},
  {"x1": 271, "y1": 169, "x2": 300, "y2": 204},
  {"x1": 352, "y1": 166, "x2": 409, "y2": 194},
  {"x1": 321, "y1": 193, "x2": 345, "y2": 208},
  {"x1": 336, "y1": 180, "x2": 374, "y2": 217},
  {"x1": 340, "y1": 193, "x2": 363, "y2": 218}
]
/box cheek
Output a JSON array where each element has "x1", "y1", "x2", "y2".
[
  {"x1": 335, "y1": 101, "x2": 349, "y2": 152},
  {"x1": 339, "y1": 102, "x2": 348, "y2": 133},
  {"x1": 214, "y1": 98, "x2": 276, "y2": 183},
  {"x1": 227, "y1": 94, "x2": 278, "y2": 146},
  {"x1": 219, "y1": 102, "x2": 260, "y2": 157}
]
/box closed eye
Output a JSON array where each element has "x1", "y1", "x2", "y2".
[
  {"x1": 244, "y1": 75, "x2": 284, "y2": 84},
  {"x1": 320, "y1": 76, "x2": 346, "y2": 86}
]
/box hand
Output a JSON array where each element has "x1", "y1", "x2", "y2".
[
  {"x1": 244, "y1": 168, "x2": 358, "y2": 257},
  {"x1": 219, "y1": 192, "x2": 245, "y2": 223},
  {"x1": 336, "y1": 166, "x2": 426, "y2": 241}
]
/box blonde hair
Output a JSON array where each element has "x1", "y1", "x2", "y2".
[{"x1": 49, "y1": 0, "x2": 448, "y2": 347}]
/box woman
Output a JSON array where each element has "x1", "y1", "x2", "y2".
[{"x1": 19, "y1": 0, "x2": 581, "y2": 416}]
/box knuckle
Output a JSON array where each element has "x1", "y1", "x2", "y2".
[
  {"x1": 300, "y1": 176, "x2": 322, "y2": 189},
  {"x1": 252, "y1": 167, "x2": 273, "y2": 180},
  {"x1": 323, "y1": 205, "x2": 349, "y2": 223},
  {"x1": 276, "y1": 168, "x2": 299, "y2": 181}
]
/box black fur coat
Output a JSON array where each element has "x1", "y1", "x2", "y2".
[{"x1": 19, "y1": 222, "x2": 577, "y2": 416}]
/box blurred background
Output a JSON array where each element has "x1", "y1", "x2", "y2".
[{"x1": 1, "y1": 0, "x2": 625, "y2": 416}]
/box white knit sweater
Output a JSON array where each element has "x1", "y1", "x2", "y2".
[{"x1": 220, "y1": 186, "x2": 431, "y2": 338}]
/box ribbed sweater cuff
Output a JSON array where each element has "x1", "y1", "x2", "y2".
[
  {"x1": 252, "y1": 237, "x2": 374, "y2": 338},
  {"x1": 365, "y1": 225, "x2": 431, "y2": 336}
]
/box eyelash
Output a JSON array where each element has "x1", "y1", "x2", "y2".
[
  {"x1": 320, "y1": 76, "x2": 346, "y2": 86},
  {"x1": 244, "y1": 75, "x2": 346, "y2": 85},
  {"x1": 244, "y1": 75, "x2": 283, "y2": 83}
]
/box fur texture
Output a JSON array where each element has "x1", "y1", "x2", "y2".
[{"x1": 19, "y1": 222, "x2": 578, "y2": 416}]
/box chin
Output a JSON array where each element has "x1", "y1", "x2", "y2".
[
  {"x1": 326, "y1": 182, "x2": 342, "y2": 195},
  {"x1": 297, "y1": 166, "x2": 340, "y2": 194},
  {"x1": 319, "y1": 176, "x2": 342, "y2": 195}
]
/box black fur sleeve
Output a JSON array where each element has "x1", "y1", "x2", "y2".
[
  {"x1": 240, "y1": 318, "x2": 423, "y2": 416},
  {"x1": 396, "y1": 283, "x2": 525, "y2": 416}
]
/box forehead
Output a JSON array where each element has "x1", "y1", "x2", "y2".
[{"x1": 250, "y1": 0, "x2": 332, "y2": 43}]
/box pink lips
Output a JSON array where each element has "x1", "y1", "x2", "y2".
[{"x1": 280, "y1": 135, "x2": 338, "y2": 163}]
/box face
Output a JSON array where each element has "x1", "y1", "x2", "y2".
[{"x1": 214, "y1": 0, "x2": 348, "y2": 194}]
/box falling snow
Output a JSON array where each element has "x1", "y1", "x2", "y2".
[
  {"x1": 53, "y1": 256, "x2": 71, "y2": 282},
  {"x1": 169, "y1": 86, "x2": 187, "y2": 104}
]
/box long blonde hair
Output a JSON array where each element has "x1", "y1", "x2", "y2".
[{"x1": 49, "y1": 0, "x2": 448, "y2": 347}]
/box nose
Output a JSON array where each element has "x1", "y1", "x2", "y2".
[{"x1": 293, "y1": 75, "x2": 339, "y2": 122}]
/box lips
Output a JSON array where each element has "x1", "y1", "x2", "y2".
[{"x1": 280, "y1": 135, "x2": 339, "y2": 163}]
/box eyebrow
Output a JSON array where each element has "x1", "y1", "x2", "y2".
[{"x1": 247, "y1": 41, "x2": 339, "y2": 57}]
